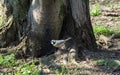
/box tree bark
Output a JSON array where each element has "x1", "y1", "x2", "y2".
[
  {"x1": 0, "y1": 0, "x2": 97, "y2": 58},
  {"x1": 27, "y1": 0, "x2": 97, "y2": 57},
  {"x1": 0, "y1": 0, "x2": 30, "y2": 57},
  {"x1": 70, "y1": 0, "x2": 97, "y2": 50},
  {"x1": 27, "y1": 0, "x2": 65, "y2": 57},
  {"x1": 59, "y1": 0, "x2": 97, "y2": 59},
  {"x1": 0, "y1": 0, "x2": 30, "y2": 47}
]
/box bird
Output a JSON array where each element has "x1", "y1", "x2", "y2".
[{"x1": 51, "y1": 37, "x2": 72, "y2": 49}]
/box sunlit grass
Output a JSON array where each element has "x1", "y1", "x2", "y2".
[
  {"x1": 0, "y1": 54, "x2": 40, "y2": 75},
  {"x1": 90, "y1": 2, "x2": 101, "y2": 16},
  {"x1": 15, "y1": 62, "x2": 39, "y2": 75},
  {"x1": 0, "y1": 53, "x2": 16, "y2": 67},
  {"x1": 93, "y1": 26, "x2": 114, "y2": 36}
]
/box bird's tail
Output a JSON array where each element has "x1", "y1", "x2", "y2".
[{"x1": 64, "y1": 37, "x2": 72, "y2": 42}]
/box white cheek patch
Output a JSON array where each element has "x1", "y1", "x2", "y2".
[{"x1": 51, "y1": 40, "x2": 55, "y2": 45}]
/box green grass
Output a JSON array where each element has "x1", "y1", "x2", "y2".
[
  {"x1": 54, "y1": 65, "x2": 70, "y2": 75},
  {"x1": 93, "y1": 26, "x2": 114, "y2": 36},
  {"x1": 15, "y1": 62, "x2": 39, "y2": 75},
  {"x1": 93, "y1": 25, "x2": 120, "y2": 37},
  {"x1": 96, "y1": 59, "x2": 119, "y2": 68},
  {"x1": 90, "y1": 2, "x2": 101, "y2": 16},
  {"x1": 0, "y1": 53, "x2": 17, "y2": 67},
  {"x1": 0, "y1": 54, "x2": 40, "y2": 75}
]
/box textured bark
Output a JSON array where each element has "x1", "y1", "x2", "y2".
[
  {"x1": 0, "y1": 0, "x2": 97, "y2": 58},
  {"x1": 27, "y1": 0, "x2": 65, "y2": 57},
  {"x1": 0, "y1": 0, "x2": 30, "y2": 48},
  {"x1": 60, "y1": 0, "x2": 97, "y2": 58},
  {"x1": 0, "y1": 0, "x2": 30, "y2": 57},
  {"x1": 27, "y1": 0, "x2": 97, "y2": 58},
  {"x1": 70, "y1": 0, "x2": 97, "y2": 50}
]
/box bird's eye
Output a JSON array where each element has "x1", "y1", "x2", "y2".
[
  {"x1": 52, "y1": 41, "x2": 56, "y2": 44},
  {"x1": 51, "y1": 40, "x2": 56, "y2": 44}
]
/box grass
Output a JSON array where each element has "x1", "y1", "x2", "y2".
[
  {"x1": 15, "y1": 62, "x2": 39, "y2": 75},
  {"x1": 90, "y1": 2, "x2": 101, "y2": 16},
  {"x1": 54, "y1": 65, "x2": 70, "y2": 75},
  {"x1": 96, "y1": 59, "x2": 119, "y2": 68},
  {"x1": 0, "y1": 54, "x2": 40, "y2": 75},
  {"x1": 93, "y1": 25, "x2": 120, "y2": 37},
  {"x1": 0, "y1": 53, "x2": 17, "y2": 67},
  {"x1": 93, "y1": 26, "x2": 114, "y2": 36},
  {"x1": 0, "y1": 54, "x2": 71, "y2": 75}
]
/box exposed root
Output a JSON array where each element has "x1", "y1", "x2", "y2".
[
  {"x1": 0, "y1": 36, "x2": 27, "y2": 57},
  {"x1": 0, "y1": 16, "x2": 13, "y2": 47}
]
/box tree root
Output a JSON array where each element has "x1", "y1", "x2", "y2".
[{"x1": 0, "y1": 36, "x2": 27, "y2": 58}]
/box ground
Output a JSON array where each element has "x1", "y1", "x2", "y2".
[
  {"x1": 76, "y1": 0, "x2": 120, "y2": 75},
  {"x1": 0, "y1": 0, "x2": 120, "y2": 75},
  {"x1": 90, "y1": 0, "x2": 120, "y2": 50}
]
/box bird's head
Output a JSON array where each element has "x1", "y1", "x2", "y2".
[{"x1": 51, "y1": 40, "x2": 56, "y2": 45}]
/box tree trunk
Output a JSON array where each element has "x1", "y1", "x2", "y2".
[
  {"x1": 0, "y1": 0, "x2": 30, "y2": 56},
  {"x1": 27, "y1": 0, "x2": 65, "y2": 57},
  {"x1": 70, "y1": 0, "x2": 97, "y2": 50},
  {"x1": 0, "y1": 0, "x2": 30, "y2": 45},
  {"x1": 0, "y1": 0, "x2": 97, "y2": 58},
  {"x1": 27, "y1": 0, "x2": 97, "y2": 57}
]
